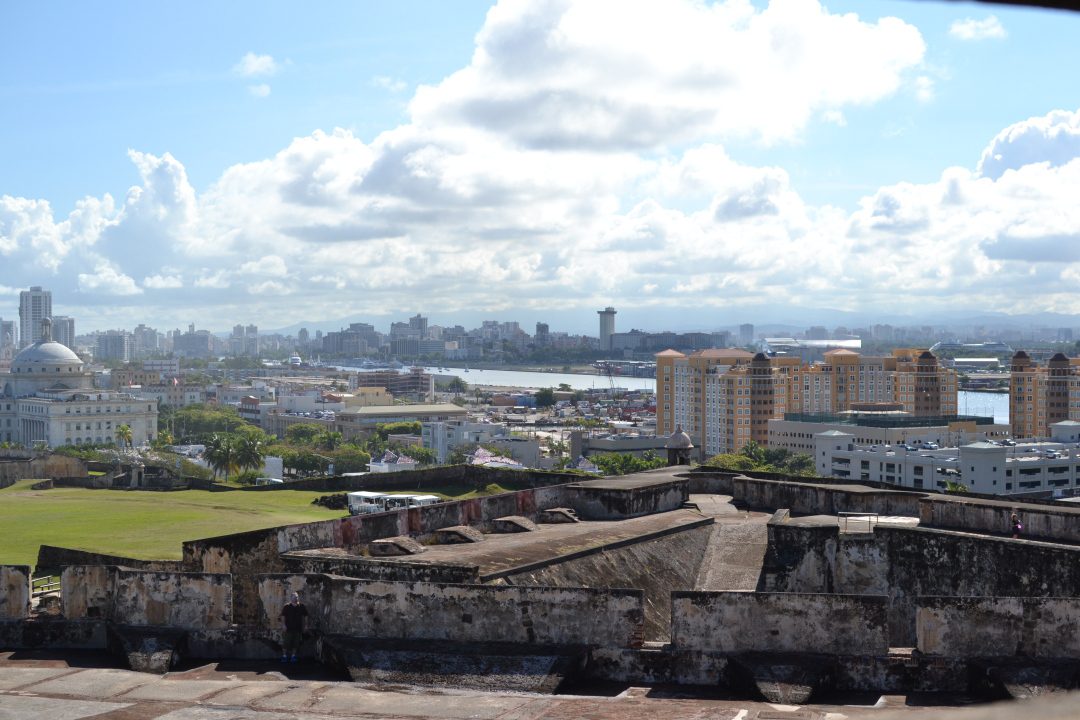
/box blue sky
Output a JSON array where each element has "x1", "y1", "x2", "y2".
[{"x1": 3, "y1": 0, "x2": 1080, "y2": 334}]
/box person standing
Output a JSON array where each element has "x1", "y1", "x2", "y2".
[
  {"x1": 1010, "y1": 512, "x2": 1023, "y2": 540},
  {"x1": 279, "y1": 591, "x2": 308, "y2": 663}
]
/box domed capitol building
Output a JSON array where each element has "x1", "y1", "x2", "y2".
[{"x1": 0, "y1": 318, "x2": 157, "y2": 448}]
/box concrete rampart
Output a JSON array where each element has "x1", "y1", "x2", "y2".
[
  {"x1": 498, "y1": 519, "x2": 713, "y2": 642},
  {"x1": 560, "y1": 477, "x2": 688, "y2": 520},
  {"x1": 917, "y1": 596, "x2": 1080, "y2": 658},
  {"x1": 61, "y1": 566, "x2": 232, "y2": 629},
  {"x1": 734, "y1": 475, "x2": 923, "y2": 516},
  {"x1": 763, "y1": 515, "x2": 1080, "y2": 646},
  {"x1": 280, "y1": 552, "x2": 480, "y2": 584},
  {"x1": 257, "y1": 573, "x2": 645, "y2": 648},
  {"x1": 0, "y1": 565, "x2": 31, "y2": 619},
  {"x1": 920, "y1": 497, "x2": 1080, "y2": 544},
  {"x1": 670, "y1": 591, "x2": 889, "y2": 656}
]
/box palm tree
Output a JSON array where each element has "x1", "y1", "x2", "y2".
[
  {"x1": 235, "y1": 435, "x2": 266, "y2": 477},
  {"x1": 204, "y1": 434, "x2": 238, "y2": 482},
  {"x1": 317, "y1": 431, "x2": 343, "y2": 451},
  {"x1": 116, "y1": 424, "x2": 133, "y2": 450}
]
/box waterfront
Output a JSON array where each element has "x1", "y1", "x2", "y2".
[{"x1": 344, "y1": 364, "x2": 1010, "y2": 425}]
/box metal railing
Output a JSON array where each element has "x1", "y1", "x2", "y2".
[
  {"x1": 31, "y1": 575, "x2": 61, "y2": 598},
  {"x1": 839, "y1": 511, "x2": 879, "y2": 533}
]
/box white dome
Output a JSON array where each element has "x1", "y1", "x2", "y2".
[{"x1": 12, "y1": 340, "x2": 83, "y2": 373}]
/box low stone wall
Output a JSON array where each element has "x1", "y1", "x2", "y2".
[
  {"x1": 0, "y1": 566, "x2": 31, "y2": 619},
  {"x1": 920, "y1": 497, "x2": 1080, "y2": 544},
  {"x1": 561, "y1": 478, "x2": 688, "y2": 520},
  {"x1": 0, "y1": 454, "x2": 87, "y2": 483},
  {"x1": 242, "y1": 465, "x2": 582, "y2": 492},
  {"x1": 280, "y1": 553, "x2": 480, "y2": 584},
  {"x1": 257, "y1": 573, "x2": 645, "y2": 648},
  {"x1": 917, "y1": 596, "x2": 1080, "y2": 658},
  {"x1": 734, "y1": 475, "x2": 923, "y2": 516},
  {"x1": 670, "y1": 591, "x2": 889, "y2": 656},
  {"x1": 36, "y1": 545, "x2": 185, "y2": 575},
  {"x1": 61, "y1": 566, "x2": 232, "y2": 629}
]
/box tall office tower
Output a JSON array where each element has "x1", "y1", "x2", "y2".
[
  {"x1": 738, "y1": 323, "x2": 754, "y2": 346},
  {"x1": 95, "y1": 330, "x2": 134, "y2": 363},
  {"x1": 19, "y1": 286, "x2": 52, "y2": 348},
  {"x1": 244, "y1": 324, "x2": 259, "y2": 356},
  {"x1": 597, "y1": 307, "x2": 616, "y2": 352},
  {"x1": 409, "y1": 314, "x2": 428, "y2": 337},
  {"x1": 52, "y1": 316, "x2": 76, "y2": 349},
  {"x1": 132, "y1": 324, "x2": 161, "y2": 359},
  {"x1": 298, "y1": 328, "x2": 310, "y2": 349},
  {"x1": 535, "y1": 322, "x2": 550, "y2": 346},
  {"x1": 0, "y1": 319, "x2": 15, "y2": 349}
]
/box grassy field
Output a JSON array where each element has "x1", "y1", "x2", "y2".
[{"x1": 0, "y1": 479, "x2": 529, "y2": 569}]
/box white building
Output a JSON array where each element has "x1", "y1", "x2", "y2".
[
  {"x1": 770, "y1": 414, "x2": 1011, "y2": 455},
  {"x1": 814, "y1": 420, "x2": 1080, "y2": 498},
  {"x1": 0, "y1": 319, "x2": 157, "y2": 448}
]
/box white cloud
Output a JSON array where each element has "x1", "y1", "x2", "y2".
[
  {"x1": 78, "y1": 263, "x2": 142, "y2": 295},
  {"x1": 949, "y1": 16, "x2": 1007, "y2": 41},
  {"x1": 233, "y1": 52, "x2": 279, "y2": 77},
  {"x1": 977, "y1": 108, "x2": 1080, "y2": 180},
  {"x1": 248, "y1": 83, "x2": 271, "y2": 98},
  {"x1": 9, "y1": 5, "x2": 1080, "y2": 328},
  {"x1": 822, "y1": 110, "x2": 847, "y2": 127},
  {"x1": 143, "y1": 274, "x2": 183, "y2": 289},
  {"x1": 410, "y1": 0, "x2": 925, "y2": 149}
]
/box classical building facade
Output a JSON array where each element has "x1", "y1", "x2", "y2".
[{"x1": 0, "y1": 319, "x2": 157, "y2": 448}]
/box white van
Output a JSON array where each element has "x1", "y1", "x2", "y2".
[{"x1": 347, "y1": 491, "x2": 390, "y2": 515}]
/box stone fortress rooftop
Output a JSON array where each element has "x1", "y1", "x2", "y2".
[{"x1": 4, "y1": 463, "x2": 1080, "y2": 719}]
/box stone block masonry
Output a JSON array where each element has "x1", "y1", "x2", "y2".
[
  {"x1": 917, "y1": 596, "x2": 1080, "y2": 658},
  {"x1": 670, "y1": 591, "x2": 889, "y2": 656},
  {"x1": 0, "y1": 565, "x2": 31, "y2": 619},
  {"x1": 257, "y1": 573, "x2": 645, "y2": 648},
  {"x1": 61, "y1": 566, "x2": 232, "y2": 629}
]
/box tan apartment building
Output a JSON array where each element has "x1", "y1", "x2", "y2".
[
  {"x1": 1009, "y1": 351, "x2": 1080, "y2": 439},
  {"x1": 658, "y1": 347, "x2": 958, "y2": 459}
]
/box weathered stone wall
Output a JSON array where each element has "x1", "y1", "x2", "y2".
[
  {"x1": 734, "y1": 476, "x2": 923, "y2": 516},
  {"x1": 920, "y1": 497, "x2": 1080, "y2": 544},
  {"x1": 184, "y1": 485, "x2": 576, "y2": 623},
  {"x1": 917, "y1": 596, "x2": 1080, "y2": 658},
  {"x1": 61, "y1": 566, "x2": 232, "y2": 629},
  {"x1": 280, "y1": 553, "x2": 480, "y2": 584},
  {"x1": 496, "y1": 520, "x2": 713, "y2": 642},
  {"x1": 561, "y1": 479, "x2": 688, "y2": 520},
  {"x1": 0, "y1": 454, "x2": 86, "y2": 483},
  {"x1": 670, "y1": 591, "x2": 889, "y2": 655},
  {"x1": 763, "y1": 518, "x2": 1080, "y2": 646},
  {"x1": 36, "y1": 545, "x2": 184, "y2": 575},
  {"x1": 256, "y1": 573, "x2": 645, "y2": 648},
  {"x1": 0, "y1": 566, "x2": 31, "y2": 619}
]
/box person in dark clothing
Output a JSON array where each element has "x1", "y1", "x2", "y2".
[
  {"x1": 1010, "y1": 512, "x2": 1023, "y2": 539},
  {"x1": 279, "y1": 591, "x2": 308, "y2": 662}
]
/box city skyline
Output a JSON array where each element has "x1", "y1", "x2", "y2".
[{"x1": 3, "y1": 2, "x2": 1080, "y2": 332}]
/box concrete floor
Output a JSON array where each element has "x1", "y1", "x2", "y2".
[{"x1": 2, "y1": 654, "x2": 1078, "y2": 720}]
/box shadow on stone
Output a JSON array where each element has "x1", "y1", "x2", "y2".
[
  {"x1": 728, "y1": 652, "x2": 835, "y2": 704},
  {"x1": 108, "y1": 625, "x2": 188, "y2": 674}
]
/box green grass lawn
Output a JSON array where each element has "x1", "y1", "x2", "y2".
[{"x1": 0, "y1": 479, "x2": 531, "y2": 569}]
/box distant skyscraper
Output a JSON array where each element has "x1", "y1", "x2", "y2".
[
  {"x1": 19, "y1": 286, "x2": 52, "y2": 348},
  {"x1": 535, "y1": 322, "x2": 550, "y2": 346},
  {"x1": 738, "y1": 323, "x2": 754, "y2": 346},
  {"x1": 95, "y1": 330, "x2": 134, "y2": 363},
  {"x1": 0, "y1": 319, "x2": 14, "y2": 349},
  {"x1": 597, "y1": 307, "x2": 616, "y2": 352},
  {"x1": 52, "y1": 316, "x2": 75, "y2": 349}
]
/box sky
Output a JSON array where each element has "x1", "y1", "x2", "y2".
[{"x1": 2, "y1": 0, "x2": 1080, "y2": 336}]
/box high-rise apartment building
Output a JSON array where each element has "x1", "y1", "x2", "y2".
[
  {"x1": 1009, "y1": 351, "x2": 1080, "y2": 439},
  {"x1": 658, "y1": 347, "x2": 958, "y2": 459},
  {"x1": 95, "y1": 330, "x2": 134, "y2": 363},
  {"x1": 0, "y1": 319, "x2": 15, "y2": 349},
  {"x1": 51, "y1": 316, "x2": 75, "y2": 349},
  {"x1": 598, "y1": 307, "x2": 616, "y2": 352},
  {"x1": 738, "y1": 323, "x2": 754, "y2": 346},
  {"x1": 19, "y1": 286, "x2": 52, "y2": 348}
]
